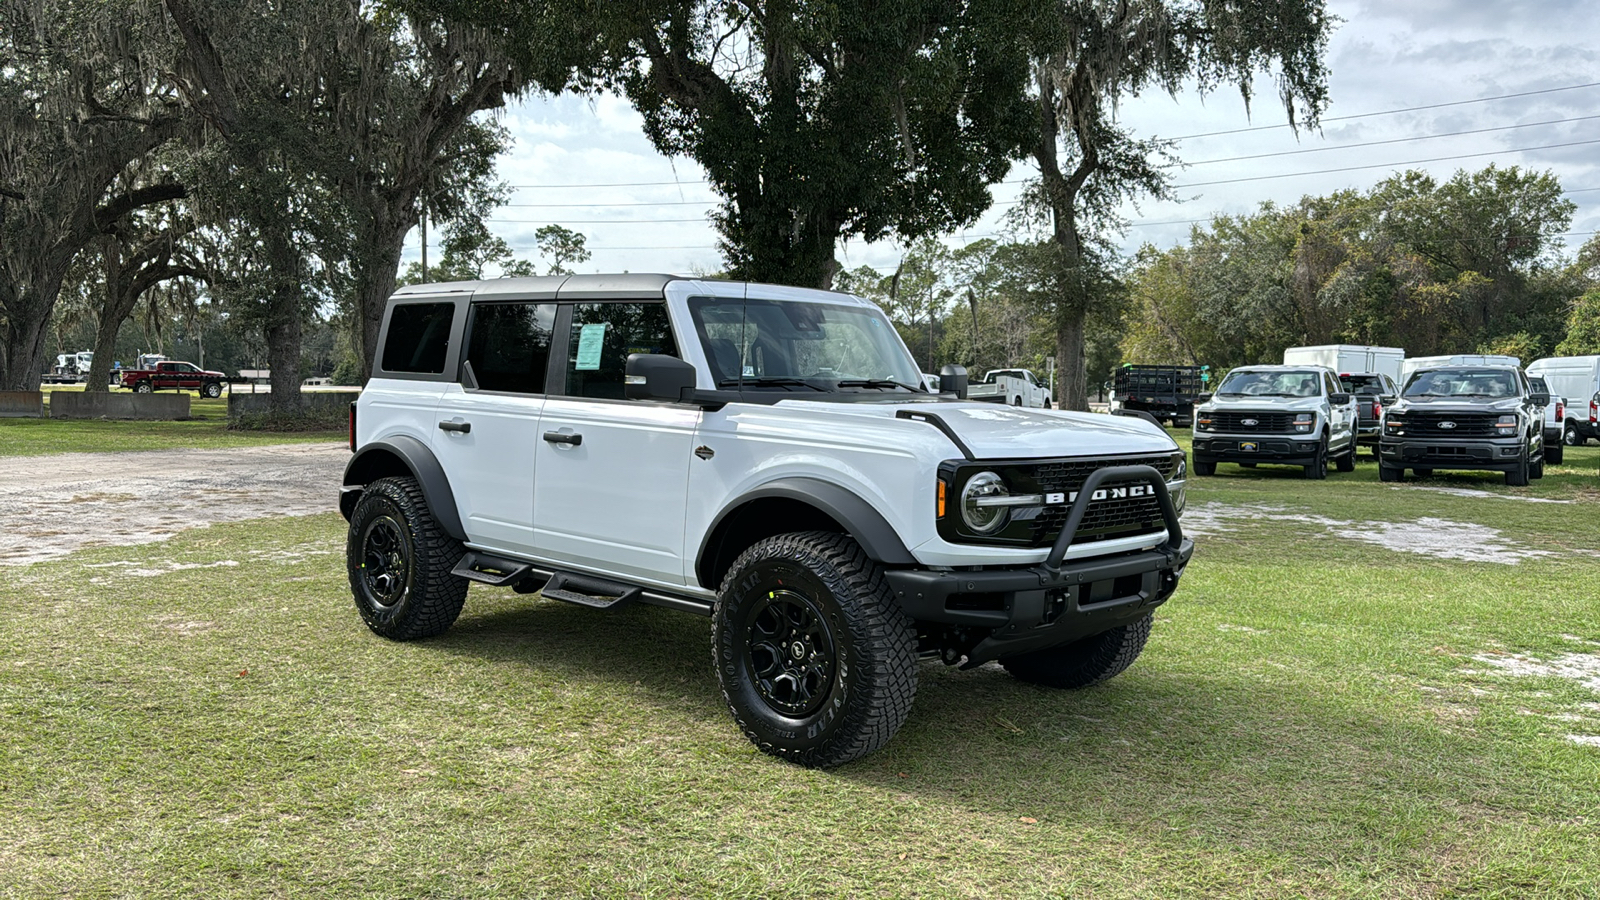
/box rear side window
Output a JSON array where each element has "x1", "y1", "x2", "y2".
[
  {"x1": 465, "y1": 302, "x2": 556, "y2": 394},
  {"x1": 564, "y1": 302, "x2": 677, "y2": 400},
  {"x1": 382, "y1": 302, "x2": 454, "y2": 374}
]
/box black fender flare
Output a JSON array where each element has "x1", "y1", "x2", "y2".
[
  {"x1": 340, "y1": 435, "x2": 466, "y2": 541},
  {"x1": 696, "y1": 476, "x2": 917, "y2": 588}
]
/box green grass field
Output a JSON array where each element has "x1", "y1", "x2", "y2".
[
  {"x1": 2, "y1": 441, "x2": 1598, "y2": 898},
  {"x1": 0, "y1": 388, "x2": 343, "y2": 456}
]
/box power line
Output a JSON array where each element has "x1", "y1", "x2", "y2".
[
  {"x1": 1169, "y1": 81, "x2": 1600, "y2": 141},
  {"x1": 1175, "y1": 138, "x2": 1600, "y2": 188},
  {"x1": 1188, "y1": 114, "x2": 1600, "y2": 166}
]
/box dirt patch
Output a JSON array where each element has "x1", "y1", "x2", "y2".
[
  {"x1": 1183, "y1": 501, "x2": 1566, "y2": 565},
  {"x1": 0, "y1": 443, "x2": 348, "y2": 566},
  {"x1": 1402, "y1": 486, "x2": 1573, "y2": 504}
]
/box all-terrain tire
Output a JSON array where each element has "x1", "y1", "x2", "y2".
[
  {"x1": 1001, "y1": 613, "x2": 1154, "y2": 689},
  {"x1": 714, "y1": 531, "x2": 917, "y2": 768},
  {"x1": 346, "y1": 476, "x2": 468, "y2": 640},
  {"x1": 1378, "y1": 463, "x2": 1403, "y2": 482}
]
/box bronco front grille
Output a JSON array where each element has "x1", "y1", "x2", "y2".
[{"x1": 942, "y1": 454, "x2": 1178, "y2": 549}]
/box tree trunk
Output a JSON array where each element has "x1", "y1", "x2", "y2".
[
  {"x1": 0, "y1": 273, "x2": 66, "y2": 392},
  {"x1": 1055, "y1": 309, "x2": 1088, "y2": 412},
  {"x1": 354, "y1": 215, "x2": 409, "y2": 382},
  {"x1": 264, "y1": 228, "x2": 303, "y2": 413}
]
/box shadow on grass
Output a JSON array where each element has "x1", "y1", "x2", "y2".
[{"x1": 422, "y1": 593, "x2": 1507, "y2": 862}]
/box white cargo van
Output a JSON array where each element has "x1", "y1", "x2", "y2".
[
  {"x1": 1282, "y1": 344, "x2": 1404, "y2": 381},
  {"x1": 1526, "y1": 355, "x2": 1600, "y2": 445},
  {"x1": 1398, "y1": 354, "x2": 1520, "y2": 387}
]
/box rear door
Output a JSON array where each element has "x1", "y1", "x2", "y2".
[
  {"x1": 532, "y1": 300, "x2": 698, "y2": 586},
  {"x1": 430, "y1": 299, "x2": 557, "y2": 557}
]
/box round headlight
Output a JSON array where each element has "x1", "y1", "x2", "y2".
[{"x1": 961, "y1": 471, "x2": 1010, "y2": 534}]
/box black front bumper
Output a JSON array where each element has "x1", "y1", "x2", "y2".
[
  {"x1": 1379, "y1": 436, "x2": 1529, "y2": 472},
  {"x1": 1192, "y1": 434, "x2": 1322, "y2": 465},
  {"x1": 883, "y1": 465, "x2": 1193, "y2": 667}
]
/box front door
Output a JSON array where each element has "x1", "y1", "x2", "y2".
[{"x1": 532, "y1": 301, "x2": 698, "y2": 586}]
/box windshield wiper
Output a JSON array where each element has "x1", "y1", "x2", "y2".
[
  {"x1": 835, "y1": 379, "x2": 920, "y2": 391},
  {"x1": 716, "y1": 377, "x2": 829, "y2": 392}
]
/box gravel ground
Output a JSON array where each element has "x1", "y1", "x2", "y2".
[{"x1": 0, "y1": 442, "x2": 349, "y2": 565}]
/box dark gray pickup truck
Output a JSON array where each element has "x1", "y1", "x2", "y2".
[
  {"x1": 1338, "y1": 372, "x2": 1399, "y2": 458},
  {"x1": 1379, "y1": 365, "x2": 1549, "y2": 486}
]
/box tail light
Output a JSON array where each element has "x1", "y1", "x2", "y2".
[
  {"x1": 349, "y1": 402, "x2": 357, "y2": 452},
  {"x1": 1372, "y1": 400, "x2": 1382, "y2": 419},
  {"x1": 1591, "y1": 399, "x2": 1598, "y2": 424},
  {"x1": 1556, "y1": 400, "x2": 1564, "y2": 422}
]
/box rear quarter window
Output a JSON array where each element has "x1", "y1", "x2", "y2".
[{"x1": 381, "y1": 302, "x2": 456, "y2": 374}]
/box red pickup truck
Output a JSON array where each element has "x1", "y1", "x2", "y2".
[{"x1": 120, "y1": 361, "x2": 228, "y2": 398}]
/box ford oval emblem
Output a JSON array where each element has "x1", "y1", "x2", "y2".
[
  {"x1": 1438, "y1": 421, "x2": 1456, "y2": 429},
  {"x1": 1241, "y1": 418, "x2": 1258, "y2": 426}
]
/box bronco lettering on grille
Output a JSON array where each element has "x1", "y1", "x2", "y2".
[{"x1": 1048, "y1": 483, "x2": 1156, "y2": 506}]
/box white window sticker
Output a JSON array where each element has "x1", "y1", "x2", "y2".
[{"x1": 575, "y1": 323, "x2": 607, "y2": 371}]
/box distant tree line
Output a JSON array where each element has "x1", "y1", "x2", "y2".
[{"x1": 1121, "y1": 165, "x2": 1600, "y2": 372}]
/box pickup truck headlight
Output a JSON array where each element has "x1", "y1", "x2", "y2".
[
  {"x1": 1294, "y1": 412, "x2": 1314, "y2": 433},
  {"x1": 1385, "y1": 415, "x2": 1405, "y2": 434},
  {"x1": 960, "y1": 471, "x2": 1012, "y2": 534},
  {"x1": 1495, "y1": 414, "x2": 1517, "y2": 435},
  {"x1": 1195, "y1": 409, "x2": 1214, "y2": 432}
]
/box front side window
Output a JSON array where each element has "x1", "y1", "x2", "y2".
[
  {"x1": 382, "y1": 302, "x2": 455, "y2": 374},
  {"x1": 465, "y1": 302, "x2": 556, "y2": 394},
  {"x1": 564, "y1": 302, "x2": 677, "y2": 400},
  {"x1": 687, "y1": 296, "x2": 923, "y2": 393}
]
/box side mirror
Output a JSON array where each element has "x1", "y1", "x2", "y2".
[
  {"x1": 1196, "y1": 392, "x2": 1213, "y2": 405},
  {"x1": 939, "y1": 364, "x2": 968, "y2": 399},
  {"x1": 625, "y1": 354, "x2": 696, "y2": 401},
  {"x1": 1530, "y1": 391, "x2": 1550, "y2": 407},
  {"x1": 1329, "y1": 392, "x2": 1352, "y2": 405}
]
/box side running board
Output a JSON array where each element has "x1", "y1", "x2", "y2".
[
  {"x1": 451, "y1": 551, "x2": 533, "y2": 586},
  {"x1": 539, "y1": 571, "x2": 642, "y2": 610}
]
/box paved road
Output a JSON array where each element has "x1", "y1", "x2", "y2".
[{"x1": 0, "y1": 443, "x2": 349, "y2": 565}]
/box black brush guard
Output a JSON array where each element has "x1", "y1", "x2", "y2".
[{"x1": 884, "y1": 465, "x2": 1193, "y2": 667}]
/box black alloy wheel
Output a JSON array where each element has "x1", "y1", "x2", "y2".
[
  {"x1": 357, "y1": 514, "x2": 412, "y2": 614},
  {"x1": 743, "y1": 589, "x2": 835, "y2": 718}
]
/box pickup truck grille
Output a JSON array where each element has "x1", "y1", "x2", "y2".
[
  {"x1": 1210, "y1": 411, "x2": 1296, "y2": 433},
  {"x1": 1027, "y1": 455, "x2": 1177, "y2": 547},
  {"x1": 1403, "y1": 412, "x2": 1498, "y2": 436}
]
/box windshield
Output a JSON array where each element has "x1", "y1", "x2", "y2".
[
  {"x1": 1216, "y1": 369, "x2": 1323, "y2": 398},
  {"x1": 1339, "y1": 374, "x2": 1387, "y2": 394},
  {"x1": 1403, "y1": 368, "x2": 1518, "y2": 399},
  {"x1": 688, "y1": 295, "x2": 925, "y2": 392}
]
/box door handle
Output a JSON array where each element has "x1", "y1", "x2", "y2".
[
  {"x1": 543, "y1": 430, "x2": 582, "y2": 446},
  {"x1": 438, "y1": 419, "x2": 471, "y2": 434}
]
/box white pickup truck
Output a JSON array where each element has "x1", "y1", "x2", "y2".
[
  {"x1": 966, "y1": 368, "x2": 1052, "y2": 408},
  {"x1": 340, "y1": 275, "x2": 1192, "y2": 767}
]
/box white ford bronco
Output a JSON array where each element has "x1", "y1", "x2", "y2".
[{"x1": 340, "y1": 274, "x2": 1193, "y2": 767}]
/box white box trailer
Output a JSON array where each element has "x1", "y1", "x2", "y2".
[
  {"x1": 1282, "y1": 344, "x2": 1405, "y2": 381},
  {"x1": 1398, "y1": 354, "x2": 1521, "y2": 386},
  {"x1": 1526, "y1": 356, "x2": 1600, "y2": 403}
]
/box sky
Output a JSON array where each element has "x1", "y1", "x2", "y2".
[{"x1": 404, "y1": 0, "x2": 1600, "y2": 280}]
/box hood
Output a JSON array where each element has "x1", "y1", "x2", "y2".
[
  {"x1": 1393, "y1": 396, "x2": 1526, "y2": 414},
  {"x1": 1204, "y1": 394, "x2": 1325, "y2": 413},
  {"x1": 780, "y1": 399, "x2": 1179, "y2": 459}
]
